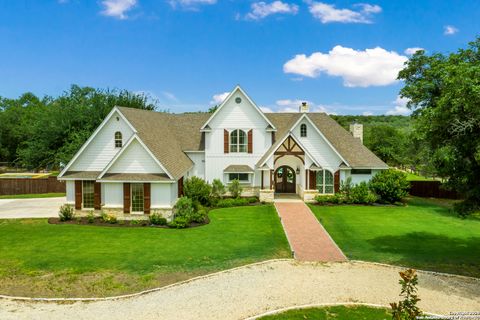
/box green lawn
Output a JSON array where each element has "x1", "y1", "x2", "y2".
[
  {"x1": 0, "y1": 192, "x2": 65, "y2": 199},
  {"x1": 258, "y1": 305, "x2": 391, "y2": 320},
  {"x1": 0, "y1": 205, "x2": 290, "y2": 297},
  {"x1": 309, "y1": 198, "x2": 480, "y2": 277}
]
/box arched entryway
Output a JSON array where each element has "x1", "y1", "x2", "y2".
[{"x1": 275, "y1": 165, "x2": 296, "y2": 193}]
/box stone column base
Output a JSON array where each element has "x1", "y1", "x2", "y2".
[{"x1": 259, "y1": 189, "x2": 274, "y2": 203}]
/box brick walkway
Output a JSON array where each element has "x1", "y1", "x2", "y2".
[{"x1": 274, "y1": 202, "x2": 347, "y2": 262}]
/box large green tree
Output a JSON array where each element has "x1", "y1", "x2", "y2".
[{"x1": 398, "y1": 38, "x2": 480, "y2": 214}]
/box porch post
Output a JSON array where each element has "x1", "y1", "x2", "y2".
[
  {"x1": 261, "y1": 170, "x2": 264, "y2": 189},
  {"x1": 270, "y1": 170, "x2": 273, "y2": 190},
  {"x1": 305, "y1": 169, "x2": 309, "y2": 190}
]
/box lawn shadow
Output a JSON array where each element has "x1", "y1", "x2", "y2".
[{"x1": 367, "y1": 232, "x2": 480, "y2": 278}]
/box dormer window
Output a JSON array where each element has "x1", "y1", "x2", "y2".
[
  {"x1": 300, "y1": 124, "x2": 307, "y2": 137},
  {"x1": 230, "y1": 129, "x2": 247, "y2": 153},
  {"x1": 114, "y1": 131, "x2": 122, "y2": 148}
]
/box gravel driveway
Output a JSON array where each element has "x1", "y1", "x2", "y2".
[
  {"x1": 0, "y1": 260, "x2": 478, "y2": 320},
  {"x1": 0, "y1": 197, "x2": 65, "y2": 219}
]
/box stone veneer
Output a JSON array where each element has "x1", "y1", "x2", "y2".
[
  {"x1": 259, "y1": 189, "x2": 274, "y2": 202},
  {"x1": 75, "y1": 207, "x2": 174, "y2": 221}
]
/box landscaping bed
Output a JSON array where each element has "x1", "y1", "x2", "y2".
[
  {"x1": 47, "y1": 216, "x2": 210, "y2": 228},
  {"x1": 258, "y1": 305, "x2": 391, "y2": 320}
]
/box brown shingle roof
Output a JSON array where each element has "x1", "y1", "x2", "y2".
[
  {"x1": 62, "y1": 171, "x2": 101, "y2": 179},
  {"x1": 101, "y1": 173, "x2": 171, "y2": 181},
  {"x1": 116, "y1": 107, "x2": 386, "y2": 181},
  {"x1": 224, "y1": 165, "x2": 254, "y2": 173}
]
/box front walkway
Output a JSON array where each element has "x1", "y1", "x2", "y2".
[
  {"x1": 0, "y1": 197, "x2": 65, "y2": 219},
  {"x1": 1, "y1": 260, "x2": 479, "y2": 320},
  {"x1": 274, "y1": 202, "x2": 347, "y2": 262}
]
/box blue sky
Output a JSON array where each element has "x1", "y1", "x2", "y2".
[{"x1": 0, "y1": 0, "x2": 478, "y2": 115}]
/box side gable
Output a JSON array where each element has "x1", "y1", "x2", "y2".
[
  {"x1": 201, "y1": 86, "x2": 276, "y2": 130},
  {"x1": 58, "y1": 107, "x2": 136, "y2": 177}
]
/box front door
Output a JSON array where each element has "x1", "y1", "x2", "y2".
[{"x1": 275, "y1": 166, "x2": 296, "y2": 193}]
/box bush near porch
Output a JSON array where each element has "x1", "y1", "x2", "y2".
[
  {"x1": 0, "y1": 205, "x2": 290, "y2": 298},
  {"x1": 309, "y1": 197, "x2": 480, "y2": 278}
]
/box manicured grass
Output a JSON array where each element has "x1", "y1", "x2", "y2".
[
  {"x1": 0, "y1": 192, "x2": 65, "y2": 199},
  {"x1": 258, "y1": 305, "x2": 391, "y2": 319},
  {"x1": 0, "y1": 205, "x2": 290, "y2": 297},
  {"x1": 309, "y1": 198, "x2": 480, "y2": 277}
]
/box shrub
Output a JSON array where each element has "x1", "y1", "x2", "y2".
[
  {"x1": 228, "y1": 179, "x2": 243, "y2": 198},
  {"x1": 390, "y1": 269, "x2": 422, "y2": 320},
  {"x1": 211, "y1": 178, "x2": 226, "y2": 199},
  {"x1": 190, "y1": 208, "x2": 208, "y2": 223},
  {"x1": 247, "y1": 197, "x2": 258, "y2": 204},
  {"x1": 58, "y1": 204, "x2": 75, "y2": 221},
  {"x1": 215, "y1": 197, "x2": 249, "y2": 208},
  {"x1": 315, "y1": 195, "x2": 336, "y2": 205},
  {"x1": 168, "y1": 216, "x2": 189, "y2": 229},
  {"x1": 149, "y1": 213, "x2": 167, "y2": 226},
  {"x1": 86, "y1": 211, "x2": 95, "y2": 224},
  {"x1": 340, "y1": 176, "x2": 353, "y2": 196},
  {"x1": 174, "y1": 196, "x2": 195, "y2": 221},
  {"x1": 369, "y1": 169, "x2": 410, "y2": 204},
  {"x1": 183, "y1": 177, "x2": 212, "y2": 206},
  {"x1": 349, "y1": 182, "x2": 377, "y2": 204},
  {"x1": 101, "y1": 212, "x2": 117, "y2": 224}
]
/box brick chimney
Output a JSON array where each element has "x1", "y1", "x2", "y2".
[
  {"x1": 349, "y1": 121, "x2": 363, "y2": 143},
  {"x1": 299, "y1": 102, "x2": 309, "y2": 113}
]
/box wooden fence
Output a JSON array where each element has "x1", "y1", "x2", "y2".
[
  {"x1": 409, "y1": 180, "x2": 462, "y2": 199},
  {"x1": 0, "y1": 177, "x2": 65, "y2": 195}
]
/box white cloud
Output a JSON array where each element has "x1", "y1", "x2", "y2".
[
  {"x1": 275, "y1": 99, "x2": 335, "y2": 114},
  {"x1": 260, "y1": 106, "x2": 274, "y2": 113},
  {"x1": 307, "y1": 1, "x2": 381, "y2": 24},
  {"x1": 404, "y1": 47, "x2": 424, "y2": 55},
  {"x1": 169, "y1": 0, "x2": 216, "y2": 9},
  {"x1": 210, "y1": 92, "x2": 230, "y2": 105},
  {"x1": 444, "y1": 25, "x2": 459, "y2": 35},
  {"x1": 362, "y1": 111, "x2": 374, "y2": 116},
  {"x1": 100, "y1": 0, "x2": 137, "y2": 19},
  {"x1": 246, "y1": 1, "x2": 299, "y2": 20},
  {"x1": 283, "y1": 45, "x2": 408, "y2": 87},
  {"x1": 386, "y1": 96, "x2": 411, "y2": 115}
]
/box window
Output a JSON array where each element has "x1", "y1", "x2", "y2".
[
  {"x1": 114, "y1": 131, "x2": 122, "y2": 148},
  {"x1": 230, "y1": 129, "x2": 247, "y2": 153},
  {"x1": 351, "y1": 169, "x2": 372, "y2": 174},
  {"x1": 316, "y1": 170, "x2": 334, "y2": 194},
  {"x1": 228, "y1": 173, "x2": 249, "y2": 182},
  {"x1": 82, "y1": 180, "x2": 94, "y2": 209},
  {"x1": 300, "y1": 124, "x2": 307, "y2": 137},
  {"x1": 131, "y1": 183, "x2": 144, "y2": 213}
]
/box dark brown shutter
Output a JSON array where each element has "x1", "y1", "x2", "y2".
[
  {"x1": 270, "y1": 170, "x2": 273, "y2": 190},
  {"x1": 309, "y1": 171, "x2": 316, "y2": 190},
  {"x1": 178, "y1": 177, "x2": 184, "y2": 196},
  {"x1": 75, "y1": 180, "x2": 82, "y2": 210},
  {"x1": 123, "y1": 183, "x2": 131, "y2": 214},
  {"x1": 305, "y1": 170, "x2": 309, "y2": 190},
  {"x1": 261, "y1": 171, "x2": 264, "y2": 189},
  {"x1": 247, "y1": 129, "x2": 253, "y2": 154},
  {"x1": 334, "y1": 170, "x2": 340, "y2": 193},
  {"x1": 94, "y1": 182, "x2": 101, "y2": 210},
  {"x1": 271, "y1": 132, "x2": 276, "y2": 144},
  {"x1": 224, "y1": 129, "x2": 229, "y2": 153},
  {"x1": 144, "y1": 183, "x2": 151, "y2": 214}
]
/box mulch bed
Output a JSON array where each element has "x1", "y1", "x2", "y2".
[{"x1": 48, "y1": 216, "x2": 210, "y2": 228}]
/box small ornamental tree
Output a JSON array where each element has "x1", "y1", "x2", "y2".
[
  {"x1": 183, "y1": 176, "x2": 212, "y2": 206},
  {"x1": 211, "y1": 179, "x2": 226, "y2": 199},
  {"x1": 228, "y1": 179, "x2": 243, "y2": 198},
  {"x1": 369, "y1": 169, "x2": 410, "y2": 204},
  {"x1": 390, "y1": 269, "x2": 422, "y2": 320}
]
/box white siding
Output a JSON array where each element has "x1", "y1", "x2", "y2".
[
  {"x1": 66, "y1": 180, "x2": 75, "y2": 204},
  {"x1": 170, "y1": 182, "x2": 178, "y2": 206},
  {"x1": 344, "y1": 169, "x2": 381, "y2": 185},
  {"x1": 69, "y1": 111, "x2": 134, "y2": 171},
  {"x1": 103, "y1": 183, "x2": 123, "y2": 208},
  {"x1": 292, "y1": 119, "x2": 342, "y2": 171},
  {"x1": 108, "y1": 139, "x2": 164, "y2": 174},
  {"x1": 205, "y1": 89, "x2": 271, "y2": 185},
  {"x1": 185, "y1": 152, "x2": 205, "y2": 179},
  {"x1": 151, "y1": 184, "x2": 173, "y2": 208}
]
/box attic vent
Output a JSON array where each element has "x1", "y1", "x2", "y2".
[{"x1": 235, "y1": 97, "x2": 242, "y2": 104}]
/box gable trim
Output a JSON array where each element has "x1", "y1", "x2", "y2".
[
  {"x1": 97, "y1": 134, "x2": 174, "y2": 180},
  {"x1": 200, "y1": 85, "x2": 276, "y2": 131},
  {"x1": 58, "y1": 106, "x2": 138, "y2": 179}
]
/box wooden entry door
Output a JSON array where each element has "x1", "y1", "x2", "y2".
[{"x1": 275, "y1": 166, "x2": 296, "y2": 193}]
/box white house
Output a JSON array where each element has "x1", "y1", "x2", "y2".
[{"x1": 58, "y1": 86, "x2": 387, "y2": 218}]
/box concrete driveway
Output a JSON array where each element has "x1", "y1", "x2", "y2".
[{"x1": 0, "y1": 197, "x2": 65, "y2": 219}]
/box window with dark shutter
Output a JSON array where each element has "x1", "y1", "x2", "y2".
[
  {"x1": 224, "y1": 129, "x2": 229, "y2": 153},
  {"x1": 247, "y1": 129, "x2": 253, "y2": 153}
]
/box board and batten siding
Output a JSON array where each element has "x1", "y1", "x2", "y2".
[
  {"x1": 185, "y1": 152, "x2": 205, "y2": 180},
  {"x1": 205, "y1": 90, "x2": 271, "y2": 183},
  {"x1": 345, "y1": 169, "x2": 381, "y2": 185},
  {"x1": 151, "y1": 184, "x2": 174, "y2": 208},
  {"x1": 66, "y1": 180, "x2": 75, "y2": 204},
  {"x1": 69, "y1": 111, "x2": 134, "y2": 171},
  {"x1": 108, "y1": 139, "x2": 164, "y2": 174},
  {"x1": 103, "y1": 183, "x2": 124, "y2": 208},
  {"x1": 292, "y1": 119, "x2": 342, "y2": 172}
]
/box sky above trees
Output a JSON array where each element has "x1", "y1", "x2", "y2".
[{"x1": 0, "y1": 0, "x2": 477, "y2": 114}]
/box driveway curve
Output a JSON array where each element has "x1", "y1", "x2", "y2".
[
  {"x1": 0, "y1": 197, "x2": 65, "y2": 219},
  {"x1": 0, "y1": 260, "x2": 478, "y2": 320}
]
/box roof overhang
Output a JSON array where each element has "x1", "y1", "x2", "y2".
[{"x1": 224, "y1": 165, "x2": 255, "y2": 173}]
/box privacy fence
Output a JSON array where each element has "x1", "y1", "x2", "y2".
[
  {"x1": 409, "y1": 180, "x2": 462, "y2": 199},
  {"x1": 0, "y1": 177, "x2": 65, "y2": 195}
]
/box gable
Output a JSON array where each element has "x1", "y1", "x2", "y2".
[
  {"x1": 106, "y1": 139, "x2": 165, "y2": 174},
  {"x1": 203, "y1": 86, "x2": 275, "y2": 130},
  {"x1": 67, "y1": 110, "x2": 135, "y2": 172}
]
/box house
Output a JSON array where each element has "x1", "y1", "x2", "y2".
[{"x1": 58, "y1": 86, "x2": 387, "y2": 218}]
